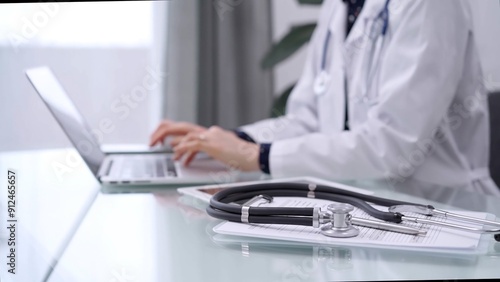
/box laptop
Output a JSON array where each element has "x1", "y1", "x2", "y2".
[{"x1": 25, "y1": 66, "x2": 235, "y2": 186}]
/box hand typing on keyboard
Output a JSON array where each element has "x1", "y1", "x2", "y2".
[
  {"x1": 149, "y1": 120, "x2": 207, "y2": 148},
  {"x1": 172, "y1": 126, "x2": 260, "y2": 172}
]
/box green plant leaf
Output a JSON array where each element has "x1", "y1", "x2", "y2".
[
  {"x1": 261, "y1": 23, "x2": 316, "y2": 69},
  {"x1": 297, "y1": 0, "x2": 324, "y2": 5},
  {"x1": 271, "y1": 84, "x2": 295, "y2": 117}
]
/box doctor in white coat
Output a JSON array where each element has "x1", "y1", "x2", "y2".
[{"x1": 151, "y1": 0, "x2": 499, "y2": 195}]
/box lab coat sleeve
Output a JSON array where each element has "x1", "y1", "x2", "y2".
[
  {"x1": 270, "y1": 0, "x2": 471, "y2": 181},
  {"x1": 238, "y1": 1, "x2": 336, "y2": 143}
]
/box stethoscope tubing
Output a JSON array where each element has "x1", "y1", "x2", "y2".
[
  {"x1": 321, "y1": 31, "x2": 332, "y2": 71},
  {"x1": 315, "y1": 0, "x2": 390, "y2": 97},
  {"x1": 208, "y1": 182, "x2": 427, "y2": 225},
  {"x1": 207, "y1": 206, "x2": 314, "y2": 226}
]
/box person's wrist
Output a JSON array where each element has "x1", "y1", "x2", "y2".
[
  {"x1": 235, "y1": 141, "x2": 260, "y2": 172},
  {"x1": 245, "y1": 143, "x2": 260, "y2": 171}
]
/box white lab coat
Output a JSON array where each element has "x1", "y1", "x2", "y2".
[{"x1": 241, "y1": 0, "x2": 500, "y2": 196}]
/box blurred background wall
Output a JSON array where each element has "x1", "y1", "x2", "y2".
[{"x1": 0, "y1": 2, "x2": 160, "y2": 152}]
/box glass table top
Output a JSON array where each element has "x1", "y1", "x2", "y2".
[{"x1": 1, "y1": 149, "x2": 500, "y2": 281}]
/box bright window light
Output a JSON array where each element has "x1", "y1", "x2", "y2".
[{"x1": 0, "y1": 2, "x2": 152, "y2": 48}]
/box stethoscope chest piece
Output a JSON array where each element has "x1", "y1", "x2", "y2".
[
  {"x1": 314, "y1": 71, "x2": 331, "y2": 96},
  {"x1": 320, "y1": 203, "x2": 360, "y2": 238}
]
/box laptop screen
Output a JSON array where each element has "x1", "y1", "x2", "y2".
[{"x1": 25, "y1": 66, "x2": 106, "y2": 176}]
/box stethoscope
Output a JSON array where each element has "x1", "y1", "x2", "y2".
[
  {"x1": 314, "y1": 0, "x2": 391, "y2": 100},
  {"x1": 207, "y1": 182, "x2": 500, "y2": 241}
]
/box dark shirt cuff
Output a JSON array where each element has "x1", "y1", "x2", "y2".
[
  {"x1": 232, "y1": 129, "x2": 256, "y2": 144},
  {"x1": 259, "y1": 143, "x2": 271, "y2": 175}
]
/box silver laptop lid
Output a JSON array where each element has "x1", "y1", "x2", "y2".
[{"x1": 25, "y1": 66, "x2": 106, "y2": 176}]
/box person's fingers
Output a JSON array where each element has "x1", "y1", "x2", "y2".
[
  {"x1": 169, "y1": 135, "x2": 184, "y2": 147},
  {"x1": 150, "y1": 123, "x2": 195, "y2": 146},
  {"x1": 149, "y1": 120, "x2": 173, "y2": 145},
  {"x1": 174, "y1": 140, "x2": 203, "y2": 160},
  {"x1": 173, "y1": 133, "x2": 198, "y2": 159},
  {"x1": 150, "y1": 124, "x2": 178, "y2": 146},
  {"x1": 173, "y1": 129, "x2": 228, "y2": 165},
  {"x1": 173, "y1": 150, "x2": 185, "y2": 161},
  {"x1": 183, "y1": 151, "x2": 198, "y2": 166},
  {"x1": 149, "y1": 126, "x2": 164, "y2": 146}
]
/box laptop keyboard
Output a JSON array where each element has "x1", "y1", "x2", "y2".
[{"x1": 120, "y1": 156, "x2": 177, "y2": 179}]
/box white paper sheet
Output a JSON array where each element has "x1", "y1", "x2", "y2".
[{"x1": 214, "y1": 197, "x2": 488, "y2": 252}]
